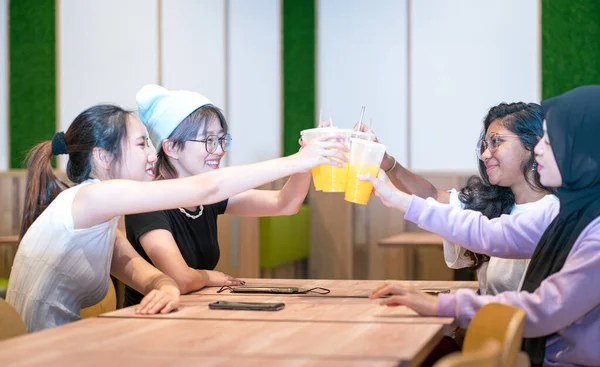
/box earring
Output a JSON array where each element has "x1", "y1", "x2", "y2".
[{"x1": 532, "y1": 162, "x2": 538, "y2": 171}]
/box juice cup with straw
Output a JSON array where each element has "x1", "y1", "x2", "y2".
[
  {"x1": 345, "y1": 138, "x2": 387, "y2": 205},
  {"x1": 351, "y1": 130, "x2": 376, "y2": 142},
  {"x1": 317, "y1": 128, "x2": 353, "y2": 192},
  {"x1": 300, "y1": 128, "x2": 325, "y2": 191}
]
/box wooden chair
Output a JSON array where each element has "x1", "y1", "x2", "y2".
[
  {"x1": 463, "y1": 303, "x2": 530, "y2": 367},
  {"x1": 0, "y1": 298, "x2": 27, "y2": 341},
  {"x1": 80, "y1": 277, "x2": 117, "y2": 318},
  {"x1": 435, "y1": 339, "x2": 502, "y2": 367}
]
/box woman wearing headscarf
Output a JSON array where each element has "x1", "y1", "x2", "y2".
[{"x1": 363, "y1": 85, "x2": 600, "y2": 366}]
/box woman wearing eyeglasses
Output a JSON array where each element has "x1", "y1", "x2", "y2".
[
  {"x1": 366, "y1": 85, "x2": 600, "y2": 367},
  {"x1": 360, "y1": 103, "x2": 557, "y2": 296},
  {"x1": 123, "y1": 85, "x2": 320, "y2": 306}
]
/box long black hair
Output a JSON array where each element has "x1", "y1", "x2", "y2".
[
  {"x1": 458, "y1": 102, "x2": 556, "y2": 269},
  {"x1": 21, "y1": 105, "x2": 131, "y2": 239}
]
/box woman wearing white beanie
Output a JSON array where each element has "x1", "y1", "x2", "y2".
[
  {"x1": 8, "y1": 95, "x2": 345, "y2": 331},
  {"x1": 123, "y1": 85, "x2": 324, "y2": 305}
]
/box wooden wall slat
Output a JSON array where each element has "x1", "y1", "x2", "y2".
[{"x1": 309, "y1": 189, "x2": 353, "y2": 279}]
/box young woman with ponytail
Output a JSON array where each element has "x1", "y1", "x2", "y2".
[{"x1": 6, "y1": 104, "x2": 347, "y2": 332}]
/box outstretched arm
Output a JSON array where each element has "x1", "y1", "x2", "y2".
[
  {"x1": 226, "y1": 172, "x2": 310, "y2": 217},
  {"x1": 73, "y1": 137, "x2": 347, "y2": 229},
  {"x1": 360, "y1": 170, "x2": 559, "y2": 258},
  {"x1": 354, "y1": 123, "x2": 449, "y2": 202}
]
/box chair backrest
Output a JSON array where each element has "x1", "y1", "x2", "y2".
[
  {"x1": 435, "y1": 339, "x2": 502, "y2": 367},
  {"x1": 80, "y1": 277, "x2": 117, "y2": 318},
  {"x1": 0, "y1": 298, "x2": 27, "y2": 341},
  {"x1": 463, "y1": 303, "x2": 526, "y2": 367}
]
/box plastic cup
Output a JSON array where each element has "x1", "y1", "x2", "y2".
[
  {"x1": 301, "y1": 128, "x2": 326, "y2": 191},
  {"x1": 344, "y1": 138, "x2": 387, "y2": 205},
  {"x1": 316, "y1": 128, "x2": 353, "y2": 192},
  {"x1": 351, "y1": 130, "x2": 377, "y2": 141}
]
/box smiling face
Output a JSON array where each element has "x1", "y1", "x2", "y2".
[
  {"x1": 113, "y1": 115, "x2": 157, "y2": 181},
  {"x1": 155, "y1": 105, "x2": 230, "y2": 180},
  {"x1": 534, "y1": 120, "x2": 562, "y2": 188},
  {"x1": 479, "y1": 119, "x2": 532, "y2": 188},
  {"x1": 175, "y1": 117, "x2": 226, "y2": 176}
]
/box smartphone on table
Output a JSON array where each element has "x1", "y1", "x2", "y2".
[
  {"x1": 228, "y1": 286, "x2": 299, "y2": 294},
  {"x1": 208, "y1": 300, "x2": 285, "y2": 311},
  {"x1": 420, "y1": 288, "x2": 451, "y2": 295}
]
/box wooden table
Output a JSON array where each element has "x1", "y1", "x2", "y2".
[
  {"x1": 1, "y1": 279, "x2": 477, "y2": 366},
  {"x1": 100, "y1": 294, "x2": 458, "y2": 332},
  {"x1": 190, "y1": 278, "x2": 478, "y2": 297},
  {"x1": 2, "y1": 317, "x2": 443, "y2": 367},
  {"x1": 4, "y1": 352, "x2": 398, "y2": 367}
]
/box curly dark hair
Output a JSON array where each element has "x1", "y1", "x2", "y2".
[{"x1": 458, "y1": 102, "x2": 555, "y2": 269}]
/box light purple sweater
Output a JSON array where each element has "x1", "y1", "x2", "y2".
[{"x1": 405, "y1": 195, "x2": 600, "y2": 367}]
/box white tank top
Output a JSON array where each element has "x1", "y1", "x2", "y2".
[
  {"x1": 443, "y1": 189, "x2": 558, "y2": 295},
  {"x1": 7, "y1": 179, "x2": 119, "y2": 332}
]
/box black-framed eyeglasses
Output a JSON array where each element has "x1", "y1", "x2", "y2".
[
  {"x1": 188, "y1": 134, "x2": 232, "y2": 154},
  {"x1": 476, "y1": 133, "x2": 520, "y2": 160}
]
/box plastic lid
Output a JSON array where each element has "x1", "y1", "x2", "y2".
[{"x1": 350, "y1": 138, "x2": 387, "y2": 151}]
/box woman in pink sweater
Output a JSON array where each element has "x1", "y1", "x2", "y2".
[{"x1": 364, "y1": 85, "x2": 600, "y2": 367}]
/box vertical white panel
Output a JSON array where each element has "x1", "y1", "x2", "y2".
[
  {"x1": 410, "y1": 0, "x2": 540, "y2": 171},
  {"x1": 227, "y1": 0, "x2": 281, "y2": 166},
  {"x1": 0, "y1": 0, "x2": 7, "y2": 171},
  {"x1": 318, "y1": 0, "x2": 408, "y2": 165},
  {"x1": 161, "y1": 0, "x2": 226, "y2": 108},
  {"x1": 58, "y1": 0, "x2": 159, "y2": 168}
]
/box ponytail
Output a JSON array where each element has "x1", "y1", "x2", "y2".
[
  {"x1": 19, "y1": 141, "x2": 69, "y2": 240},
  {"x1": 19, "y1": 104, "x2": 131, "y2": 240}
]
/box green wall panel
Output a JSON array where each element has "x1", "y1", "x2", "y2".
[
  {"x1": 9, "y1": 0, "x2": 56, "y2": 168},
  {"x1": 260, "y1": 205, "x2": 310, "y2": 269},
  {"x1": 542, "y1": 0, "x2": 600, "y2": 99},
  {"x1": 282, "y1": 0, "x2": 315, "y2": 157}
]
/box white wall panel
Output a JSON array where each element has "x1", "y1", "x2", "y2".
[
  {"x1": 0, "y1": 0, "x2": 8, "y2": 170},
  {"x1": 318, "y1": 0, "x2": 408, "y2": 165},
  {"x1": 58, "y1": 0, "x2": 159, "y2": 168},
  {"x1": 410, "y1": 0, "x2": 540, "y2": 171},
  {"x1": 161, "y1": 0, "x2": 226, "y2": 109},
  {"x1": 227, "y1": 0, "x2": 281, "y2": 166}
]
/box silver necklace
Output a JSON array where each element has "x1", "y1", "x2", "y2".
[{"x1": 177, "y1": 205, "x2": 204, "y2": 219}]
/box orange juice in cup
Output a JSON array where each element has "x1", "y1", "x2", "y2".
[
  {"x1": 317, "y1": 128, "x2": 353, "y2": 192},
  {"x1": 301, "y1": 128, "x2": 325, "y2": 191},
  {"x1": 344, "y1": 138, "x2": 387, "y2": 204}
]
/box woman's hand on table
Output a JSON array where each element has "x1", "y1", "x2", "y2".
[
  {"x1": 369, "y1": 282, "x2": 439, "y2": 316},
  {"x1": 204, "y1": 270, "x2": 245, "y2": 287},
  {"x1": 135, "y1": 284, "x2": 180, "y2": 315}
]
